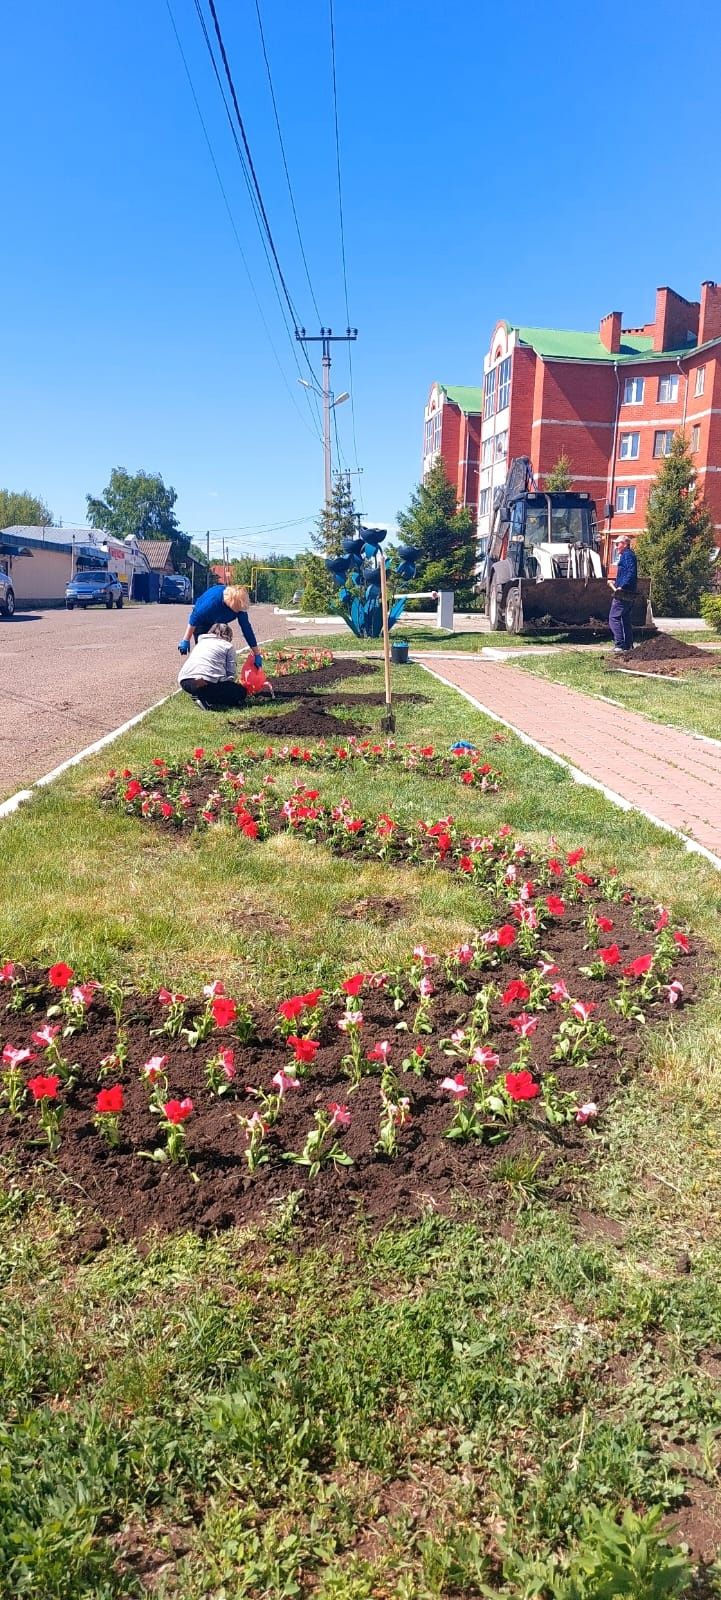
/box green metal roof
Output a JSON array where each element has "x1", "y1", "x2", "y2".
[
  {"x1": 442, "y1": 384, "x2": 483, "y2": 413},
  {"x1": 513, "y1": 325, "x2": 696, "y2": 364}
]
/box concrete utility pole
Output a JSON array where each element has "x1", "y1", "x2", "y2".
[{"x1": 296, "y1": 327, "x2": 357, "y2": 511}]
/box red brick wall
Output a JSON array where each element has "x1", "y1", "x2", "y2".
[
  {"x1": 439, "y1": 403, "x2": 461, "y2": 498},
  {"x1": 507, "y1": 345, "x2": 535, "y2": 464}
]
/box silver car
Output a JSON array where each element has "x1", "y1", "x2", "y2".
[{"x1": 0, "y1": 566, "x2": 15, "y2": 617}]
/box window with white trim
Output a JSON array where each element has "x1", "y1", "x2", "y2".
[
  {"x1": 619, "y1": 431, "x2": 640, "y2": 460},
  {"x1": 695, "y1": 365, "x2": 705, "y2": 397},
  {"x1": 658, "y1": 373, "x2": 679, "y2": 403},
  {"x1": 423, "y1": 412, "x2": 442, "y2": 458},
  {"x1": 481, "y1": 436, "x2": 494, "y2": 467},
  {"x1": 616, "y1": 486, "x2": 636, "y2": 513},
  {"x1": 497, "y1": 356, "x2": 511, "y2": 411},
  {"x1": 653, "y1": 430, "x2": 674, "y2": 457},
  {"x1": 495, "y1": 429, "x2": 508, "y2": 460},
  {"x1": 623, "y1": 377, "x2": 644, "y2": 404},
  {"x1": 691, "y1": 423, "x2": 701, "y2": 453},
  {"x1": 479, "y1": 487, "x2": 492, "y2": 517},
  {"x1": 483, "y1": 368, "x2": 496, "y2": 420}
]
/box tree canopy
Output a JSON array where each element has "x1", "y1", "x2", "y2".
[
  {"x1": 86, "y1": 468, "x2": 191, "y2": 571},
  {"x1": 396, "y1": 459, "x2": 477, "y2": 606},
  {"x1": 0, "y1": 489, "x2": 53, "y2": 529},
  {"x1": 302, "y1": 473, "x2": 359, "y2": 612},
  {"x1": 636, "y1": 433, "x2": 714, "y2": 616},
  {"x1": 544, "y1": 454, "x2": 573, "y2": 491}
]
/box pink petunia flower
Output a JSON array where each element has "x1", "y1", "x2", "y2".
[
  {"x1": 576, "y1": 1101, "x2": 598, "y2": 1125},
  {"x1": 441, "y1": 1074, "x2": 468, "y2": 1098}
]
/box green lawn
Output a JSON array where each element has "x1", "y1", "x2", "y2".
[
  {"x1": 513, "y1": 649, "x2": 721, "y2": 741},
  {"x1": 291, "y1": 626, "x2": 613, "y2": 654},
  {"x1": 2, "y1": 658, "x2": 721, "y2": 1596}
]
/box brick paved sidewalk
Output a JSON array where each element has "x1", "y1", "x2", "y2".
[{"x1": 422, "y1": 658, "x2": 721, "y2": 863}]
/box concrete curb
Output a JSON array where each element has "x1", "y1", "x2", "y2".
[
  {"x1": 421, "y1": 663, "x2": 721, "y2": 874},
  {"x1": 0, "y1": 691, "x2": 177, "y2": 821}
]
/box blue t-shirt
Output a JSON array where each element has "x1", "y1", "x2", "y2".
[
  {"x1": 188, "y1": 585, "x2": 257, "y2": 648},
  {"x1": 615, "y1": 548, "x2": 638, "y2": 593}
]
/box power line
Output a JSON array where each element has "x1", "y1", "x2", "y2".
[
  {"x1": 328, "y1": 0, "x2": 363, "y2": 508},
  {"x1": 253, "y1": 0, "x2": 322, "y2": 324},
  {"x1": 165, "y1": 0, "x2": 321, "y2": 443},
  {"x1": 190, "y1": 0, "x2": 324, "y2": 439}
]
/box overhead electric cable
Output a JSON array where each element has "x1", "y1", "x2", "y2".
[
  {"x1": 165, "y1": 0, "x2": 321, "y2": 442},
  {"x1": 253, "y1": 0, "x2": 322, "y2": 324},
  {"x1": 328, "y1": 0, "x2": 363, "y2": 507}
]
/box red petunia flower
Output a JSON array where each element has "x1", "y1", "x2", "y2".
[
  {"x1": 459, "y1": 856, "x2": 473, "y2": 873},
  {"x1": 545, "y1": 895, "x2": 565, "y2": 917},
  {"x1": 300, "y1": 988, "x2": 323, "y2": 1008},
  {"x1": 504, "y1": 1069, "x2": 540, "y2": 1101},
  {"x1": 27, "y1": 1073, "x2": 60, "y2": 1101},
  {"x1": 508, "y1": 1012, "x2": 538, "y2": 1038},
  {"x1": 278, "y1": 996, "x2": 305, "y2": 1021},
  {"x1": 576, "y1": 872, "x2": 595, "y2": 887},
  {"x1": 547, "y1": 858, "x2": 564, "y2": 876},
  {"x1": 96, "y1": 1085, "x2": 124, "y2": 1114},
  {"x1": 567, "y1": 848, "x2": 585, "y2": 866},
  {"x1": 193, "y1": 748, "x2": 205, "y2": 759},
  {"x1": 501, "y1": 979, "x2": 531, "y2": 1007},
  {"x1": 599, "y1": 944, "x2": 621, "y2": 966},
  {"x1": 673, "y1": 930, "x2": 690, "y2": 953},
  {"x1": 287, "y1": 1035, "x2": 320, "y2": 1064},
  {"x1": 496, "y1": 925, "x2": 516, "y2": 948},
  {"x1": 342, "y1": 973, "x2": 366, "y2": 998},
  {"x1": 48, "y1": 962, "x2": 74, "y2": 989},
  {"x1": 624, "y1": 954, "x2": 653, "y2": 979},
  {"x1": 212, "y1": 996, "x2": 237, "y2": 1028},
  {"x1": 124, "y1": 780, "x2": 143, "y2": 802},
  {"x1": 597, "y1": 915, "x2": 614, "y2": 933},
  {"x1": 163, "y1": 1098, "x2": 193, "y2": 1124}
]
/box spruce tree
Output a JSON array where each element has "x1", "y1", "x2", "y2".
[
  {"x1": 396, "y1": 459, "x2": 477, "y2": 607},
  {"x1": 545, "y1": 453, "x2": 573, "y2": 491},
  {"x1": 636, "y1": 433, "x2": 714, "y2": 616},
  {"x1": 301, "y1": 473, "x2": 359, "y2": 613}
]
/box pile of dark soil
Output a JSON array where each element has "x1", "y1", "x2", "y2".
[
  {"x1": 607, "y1": 631, "x2": 721, "y2": 676},
  {"x1": 0, "y1": 884, "x2": 698, "y2": 1246},
  {"x1": 265, "y1": 658, "x2": 376, "y2": 695},
  {"x1": 235, "y1": 702, "x2": 371, "y2": 738}
]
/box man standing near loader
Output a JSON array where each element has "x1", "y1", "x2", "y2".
[{"x1": 608, "y1": 536, "x2": 638, "y2": 654}]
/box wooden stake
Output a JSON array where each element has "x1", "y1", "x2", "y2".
[{"x1": 377, "y1": 550, "x2": 395, "y2": 732}]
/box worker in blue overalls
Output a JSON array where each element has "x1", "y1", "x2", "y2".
[
  {"x1": 178, "y1": 583, "x2": 262, "y2": 669},
  {"x1": 608, "y1": 536, "x2": 637, "y2": 654}
]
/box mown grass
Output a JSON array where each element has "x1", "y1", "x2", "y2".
[
  {"x1": 513, "y1": 648, "x2": 721, "y2": 741},
  {"x1": 292, "y1": 626, "x2": 608, "y2": 654},
  {"x1": 2, "y1": 656, "x2": 721, "y2": 1595}
]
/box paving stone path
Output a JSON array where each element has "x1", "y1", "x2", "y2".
[{"x1": 422, "y1": 657, "x2": 721, "y2": 863}]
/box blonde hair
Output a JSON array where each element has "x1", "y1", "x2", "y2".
[
  {"x1": 209, "y1": 621, "x2": 234, "y2": 641},
  {"x1": 223, "y1": 584, "x2": 250, "y2": 612}
]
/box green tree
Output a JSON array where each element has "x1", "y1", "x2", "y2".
[
  {"x1": 0, "y1": 489, "x2": 53, "y2": 528},
  {"x1": 636, "y1": 432, "x2": 714, "y2": 616},
  {"x1": 302, "y1": 473, "x2": 359, "y2": 612},
  {"x1": 396, "y1": 458, "x2": 477, "y2": 607},
  {"x1": 86, "y1": 468, "x2": 191, "y2": 572},
  {"x1": 545, "y1": 453, "x2": 573, "y2": 491}
]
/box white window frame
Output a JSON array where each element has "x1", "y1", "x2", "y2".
[
  {"x1": 616, "y1": 486, "x2": 636, "y2": 513},
  {"x1": 479, "y1": 487, "x2": 491, "y2": 517},
  {"x1": 623, "y1": 377, "x2": 644, "y2": 405},
  {"x1": 691, "y1": 423, "x2": 701, "y2": 453},
  {"x1": 497, "y1": 356, "x2": 511, "y2": 411},
  {"x1": 495, "y1": 429, "x2": 508, "y2": 460},
  {"x1": 653, "y1": 430, "x2": 674, "y2": 458},
  {"x1": 481, "y1": 436, "x2": 494, "y2": 467},
  {"x1": 695, "y1": 366, "x2": 705, "y2": 397},
  {"x1": 619, "y1": 431, "x2": 640, "y2": 460},
  {"x1": 483, "y1": 369, "x2": 496, "y2": 421},
  {"x1": 658, "y1": 373, "x2": 679, "y2": 403}
]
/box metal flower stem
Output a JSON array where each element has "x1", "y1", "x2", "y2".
[{"x1": 377, "y1": 549, "x2": 394, "y2": 733}]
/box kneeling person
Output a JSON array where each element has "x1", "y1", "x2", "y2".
[{"x1": 177, "y1": 622, "x2": 248, "y2": 709}]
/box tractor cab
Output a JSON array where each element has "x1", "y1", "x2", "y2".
[{"x1": 506, "y1": 492, "x2": 601, "y2": 581}]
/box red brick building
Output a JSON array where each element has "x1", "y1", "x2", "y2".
[
  {"x1": 423, "y1": 383, "x2": 482, "y2": 510},
  {"x1": 476, "y1": 280, "x2": 721, "y2": 561}
]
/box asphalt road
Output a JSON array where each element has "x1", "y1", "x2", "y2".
[{"x1": 0, "y1": 603, "x2": 288, "y2": 797}]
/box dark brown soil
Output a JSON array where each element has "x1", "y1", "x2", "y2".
[
  {"x1": 338, "y1": 896, "x2": 406, "y2": 924},
  {"x1": 266, "y1": 658, "x2": 377, "y2": 694},
  {"x1": 0, "y1": 881, "x2": 699, "y2": 1248},
  {"x1": 606, "y1": 631, "x2": 721, "y2": 675},
  {"x1": 234, "y1": 702, "x2": 371, "y2": 738}
]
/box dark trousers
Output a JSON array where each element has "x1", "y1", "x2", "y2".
[
  {"x1": 609, "y1": 595, "x2": 634, "y2": 651},
  {"x1": 181, "y1": 679, "x2": 248, "y2": 709}
]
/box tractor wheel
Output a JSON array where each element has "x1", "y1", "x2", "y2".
[
  {"x1": 505, "y1": 586, "x2": 524, "y2": 635},
  {"x1": 488, "y1": 581, "x2": 505, "y2": 632}
]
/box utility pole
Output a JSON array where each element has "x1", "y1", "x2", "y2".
[{"x1": 296, "y1": 327, "x2": 357, "y2": 511}]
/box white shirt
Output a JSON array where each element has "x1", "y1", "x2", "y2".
[{"x1": 178, "y1": 636, "x2": 236, "y2": 686}]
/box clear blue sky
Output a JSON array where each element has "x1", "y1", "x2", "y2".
[{"x1": 3, "y1": 0, "x2": 720, "y2": 561}]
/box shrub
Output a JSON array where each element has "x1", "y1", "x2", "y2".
[{"x1": 700, "y1": 593, "x2": 721, "y2": 632}]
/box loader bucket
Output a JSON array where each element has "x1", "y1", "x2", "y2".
[{"x1": 518, "y1": 577, "x2": 651, "y2": 631}]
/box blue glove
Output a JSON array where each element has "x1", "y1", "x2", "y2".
[
  {"x1": 253, "y1": 653, "x2": 263, "y2": 669},
  {"x1": 178, "y1": 639, "x2": 190, "y2": 655}
]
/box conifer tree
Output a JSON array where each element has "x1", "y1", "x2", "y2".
[
  {"x1": 636, "y1": 433, "x2": 714, "y2": 616},
  {"x1": 396, "y1": 459, "x2": 477, "y2": 606},
  {"x1": 545, "y1": 453, "x2": 573, "y2": 491}
]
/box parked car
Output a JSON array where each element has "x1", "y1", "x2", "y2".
[
  {"x1": 0, "y1": 567, "x2": 15, "y2": 617},
  {"x1": 65, "y1": 570, "x2": 123, "y2": 610},
  {"x1": 159, "y1": 573, "x2": 192, "y2": 603}
]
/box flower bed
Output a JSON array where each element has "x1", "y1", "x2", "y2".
[
  {"x1": 0, "y1": 836, "x2": 696, "y2": 1243},
  {"x1": 107, "y1": 744, "x2": 502, "y2": 834},
  {"x1": 265, "y1": 647, "x2": 334, "y2": 675}
]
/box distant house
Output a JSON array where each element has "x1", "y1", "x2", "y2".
[
  {"x1": 136, "y1": 540, "x2": 174, "y2": 576},
  {"x1": 0, "y1": 525, "x2": 149, "y2": 606}
]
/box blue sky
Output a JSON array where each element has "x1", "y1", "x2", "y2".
[{"x1": 3, "y1": 0, "x2": 721, "y2": 561}]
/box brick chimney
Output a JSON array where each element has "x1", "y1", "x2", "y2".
[
  {"x1": 653, "y1": 286, "x2": 700, "y2": 351},
  {"x1": 699, "y1": 281, "x2": 721, "y2": 345},
  {"x1": 599, "y1": 311, "x2": 622, "y2": 353}
]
